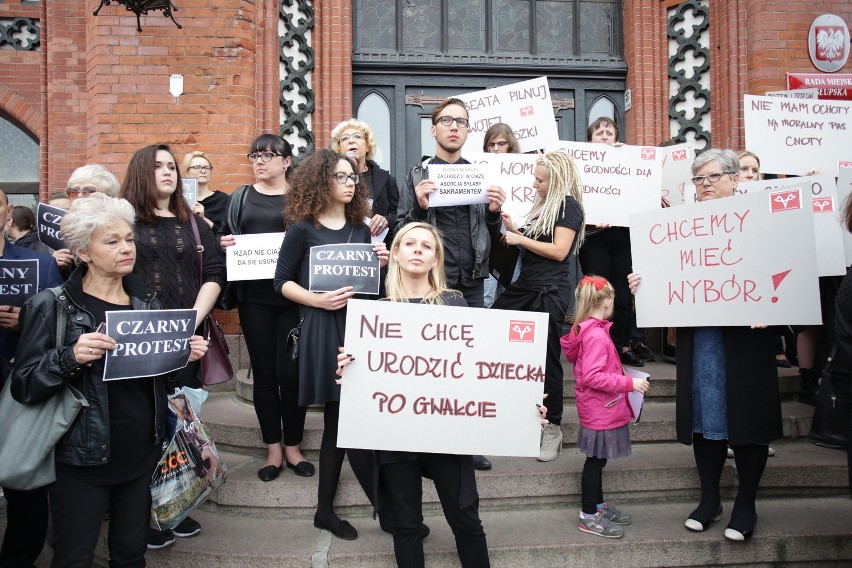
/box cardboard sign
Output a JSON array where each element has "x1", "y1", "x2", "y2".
[
  {"x1": 0, "y1": 259, "x2": 39, "y2": 307},
  {"x1": 837, "y1": 167, "x2": 852, "y2": 266},
  {"x1": 456, "y1": 77, "x2": 559, "y2": 153},
  {"x1": 743, "y1": 94, "x2": 852, "y2": 175},
  {"x1": 182, "y1": 178, "x2": 198, "y2": 207},
  {"x1": 660, "y1": 144, "x2": 695, "y2": 207},
  {"x1": 338, "y1": 299, "x2": 548, "y2": 456},
  {"x1": 103, "y1": 309, "x2": 197, "y2": 381},
  {"x1": 549, "y1": 141, "x2": 662, "y2": 226},
  {"x1": 629, "y1": 190, "x2": 821, "y2": 327},
  {"x1": 225, "y1": 232, "x2": 286, "y2": 281},
  {"x1": 463, "y1": 151, "x2": 540, "y2": 226},
  {"x1": 35, "y1": 203, "x2": 67, "y2": 250},
  {"x1": 308, "y1": 243, "x2": 380, "y2": 295},
  {"x1": 427, "y1": 163, "x2": 489, "y2": 207},
  {"x1": 738, "y1": 175, "x2": 846, "y2": 277}
]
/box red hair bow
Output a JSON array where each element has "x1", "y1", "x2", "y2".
[{"x1": 579, "y1": 275, "x2": 608, "y2": 290}]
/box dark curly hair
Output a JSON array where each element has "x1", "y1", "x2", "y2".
[{"x1": 285, "y1": 149, "x2": 370, "y2": 227}]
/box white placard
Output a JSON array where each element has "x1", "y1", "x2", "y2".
[
  {"x1": 182, "y1": 178, "x2": 198, "y2": 207},
  {"x1": 463, "y1": 151, "x2": 540, "y2": 225},
  {"x1": 766, "y1": 89, "x2": 819, "y2": 99},
  {"x1": 837, "y1": 167, "x2": 852, "y2": 266},
  {"x1": 744, "y1": 94, "x2": 852, "y2": 175},
  {"x1": 364, "y1": 217, "x2": 389, "y2": 244},
  {"x1": 456, "y1": 77, "x2": 559, "y2": 153},
  {"x1": 549, "y1": 141, "x2": 662, "y2": 226},
  {"x1": 338, "y1": 299, "x2": 548, "y2": 456},
  {"x1": 427, "y1": 163, "x2": 489, "y2": 207},
  {"x1": 738, "y1": 175, "x2": 846, "y2": 277},
  {"x1": 225, "y1": 232, "x2": 286, "y2": 281},
  {"x1": 660, "y1": 144, "x2": 695, "y2": 207},
  {"x1": 629, "y1": 189, "x2": 821, "y2": 327}
]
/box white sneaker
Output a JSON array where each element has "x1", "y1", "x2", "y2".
[{"x1": 538, "y1": 423, "x2": 563, "y2": 462}]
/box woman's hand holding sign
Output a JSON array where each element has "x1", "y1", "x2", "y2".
[
  {"x1": 73, "y1": 331, "x2": 116, "y2": 365},
  {"x1": 187, "y1": 334, "x2": 209, "y2": 362}
]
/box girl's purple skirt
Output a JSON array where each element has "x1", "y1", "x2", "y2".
[{"x1": 577, "y1": 424, "x2": 632, "y2": 459}]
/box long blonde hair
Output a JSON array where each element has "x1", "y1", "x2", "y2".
[
  {"x1": 525, "y1": 150, "x2": 585, "y2": 247},
  {"x1": 572, "y1": 274, "x2": 614, "y2": 334},
  {"x1": 385, "y1": 222, "x2": 455, "y2": 305}
]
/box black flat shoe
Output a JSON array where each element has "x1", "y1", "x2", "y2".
[
  {"x1": 257, "y1": 464, "x2": 283, "y2": 482},
  {"x1": 620, "y1": 350, "x2": 644, "y2": 367},
  {"x1": 776, "y1": 358, "x2": 793, "y2": 368},
  {"x1": 472, "y1": 455, "x2": 492, "y2": 470},
  {"x1": 684, "y1": 505, "x2": 723, "y2": 532},
  {"x1": 314, "y1": 515, "x2": 358, "y2": 540},
  {"x1": 286, "y1": 460, "x2": 316, "y2": 477}
]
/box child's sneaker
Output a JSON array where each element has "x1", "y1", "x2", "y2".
[
  {"x1": 578, "y1": 512, "x2": 624, "y2": 539},
  {"x1": 598, "y1": 503, "x2": 631, "y2": 525}
]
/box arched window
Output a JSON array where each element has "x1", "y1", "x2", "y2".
[
  {"x1": 357, "y1": 92, "x2": 392, "y2": 171},
  {"x1": 587, "y1": 96, "x2": 615, "y2": 125},
  {"x1": 0, "y1": 113, "x2": 39, "y2": 208}
]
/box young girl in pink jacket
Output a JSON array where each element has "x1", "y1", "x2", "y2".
[{"x1": 560, "y1": 275, "x2": 650, "y2": 539}]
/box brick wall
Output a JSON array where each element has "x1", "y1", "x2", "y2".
[
  {"x1": 312, "y1": 0, "x2": 353, "y2": 149},
  {"x1": 623, "y1": 0, "x2": 668, "y2": 145}
]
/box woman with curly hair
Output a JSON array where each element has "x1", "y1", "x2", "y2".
[{"x1": 273, "y1": 148, "x2": 389, "y2": 540}]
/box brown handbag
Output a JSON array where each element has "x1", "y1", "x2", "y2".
[{"x1": 189, "y1": 215, "x2": 234, "y2": 385}]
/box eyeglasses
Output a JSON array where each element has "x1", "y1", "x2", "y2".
[
  {"x1": 188, "y1": 165, "x2": 213, "y2": 172},
  {"x1": 487, "y1": 141, "x2": 509, "y2": 150},
  {"x1": 334, "y1": 172, "x2": 360, "y2": 184},
  {"x1": 691, "y1": 171, "x2": 735, "y2": 185},
  {"x1": 435, "y1": 116, "x2": 469, "y2": 128},
  {"x1": 247, "y1": 152, "x2": 283, "y2": 163},
  {"x1": 66, "y1": 186, "x2": 99, "y2": 198},
  {"x1": 340, "y1": 133, "x2": 364, "y2": 143}
]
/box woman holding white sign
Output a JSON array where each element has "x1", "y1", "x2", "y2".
[
  {"x1": 10, "y1": 193, "x2": 208, "y2": 565},
  {"x1": 273, "y1": 148, "x2": 389, "y2": 541},
  {"x1": 492, "y1": 150, "x2": 585, "y2": 462},
  {"x1": 629, "y1": 149, "x2": 782, "y2": 542}
]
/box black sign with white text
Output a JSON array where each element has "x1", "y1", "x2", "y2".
[
  {"x1": 0, "y1": 259, "x2": 39, "y2": 307},
  {"x1": 308, "y1": 243, "x2": 380, "y2": 295},
  {"x1": 36, "y1": 203, "x2": 67, "y2": 250}
]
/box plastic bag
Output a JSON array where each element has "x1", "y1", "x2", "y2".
[{"x1": 149, "y1": 392, "x2": 227, "y2": 530}]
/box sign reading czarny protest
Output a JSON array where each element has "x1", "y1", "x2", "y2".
[
  {"x1": 463, "y1": 152, "x2": 540, "y2": 225},
  {"x1": 737, "y1": 175, "x2": 846, "y2": 277},
  {"x1": 309, "y1": 243, "x2": 380, "y2": 295},
  {"x1": 36, "y1": 203, "x2": 66, "y2": 250},
  {"x1": 427, "y1": 163, "x2": 489, "y2": 207},
  {"x1": 551, "y1": 141, "x2": 662, "y2": 226},
  {"x1": 0, "y1": 259, "x2": 38, "y2": 306},
  {"x1": 660, "y1": 144, "x2": 695, "y2": 207},
  {"x1": 743, "y1": 94, "x2": 852, "y2": 175},
  {"x1": 456, "y1": 77, "x2": 559, "y2": 153},
  {"x1": 337, "y1": 299, "x2": 547, "y2": 456},
  {"x1": 103, "y1": 309, "x2": 197, "y2": 381},
  {"x1": 629, "y1": 189, "x2": 821, "y2": 328},
  {"x1": 182, "y1": 178, "x2": 198, "y2": 207},
  {"x1": 225, "y1": 232, "x2": 286, "y2": 281}
]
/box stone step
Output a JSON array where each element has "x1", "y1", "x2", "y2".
[
  {"x1": 203, "y1": 392, "x2": 817, "y2": 457},
  {"x1": 125, "y1": 496, "x2": 852, "y2": 567},
  {"x1": 206, "y1": 439, "x2": 849, "y2": 518}
]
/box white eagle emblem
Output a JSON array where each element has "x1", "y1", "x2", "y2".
[{"x1": 817, "y1": 28, "x2": 846, "y2": 61}]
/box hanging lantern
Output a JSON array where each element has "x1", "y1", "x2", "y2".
[{"x1": 93, "y1": 0, "x2": 182, "y2": 33}]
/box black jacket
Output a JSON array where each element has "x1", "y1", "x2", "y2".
[
  {"x1": 10, "y1": 266, "x2": 172, "y2": 467},
  {"x1": 366, "y1": 160, "x2": 399, "y2": 237}
]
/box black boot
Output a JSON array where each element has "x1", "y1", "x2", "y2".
[{"x1": 798, "y1": 368, "x2": 819, "y2": 406}]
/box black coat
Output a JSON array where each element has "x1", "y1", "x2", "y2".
[
  {"x1": 366, "y1": 160, "x2": 399, "y2": 239},
  {"x1": 675, "y1": 326, "x2": 783, "y2": 446}
]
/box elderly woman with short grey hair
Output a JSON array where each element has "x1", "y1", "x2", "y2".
[
  {"x1": 66, "y1": 164, "x2": 121, "y2": 199},
  {"x1": 10, "y1": 192, "x2": 208, "y2": 566}
]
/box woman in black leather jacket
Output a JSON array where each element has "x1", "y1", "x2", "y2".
[{"x1": 10, "y1": 193, "x2": 208, "y2": 567}]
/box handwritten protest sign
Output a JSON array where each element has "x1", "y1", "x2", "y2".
[
  {"x1": 738, "y1": 175, "x2": 845, "y2": 277},
  {"x1": 35, "y1": 203, "x2": 66, "y2": 250},
  {"x1": 629, "y1": 190, "x2": 821, "y2": 327},
  {"x1": 461, "y1": 152, "x2": 539, "y2": 225},
  {"x1": 837, "y1": 167, "x2": 852, "y2": 266},
  {"x1": 309, "y1": 244, "x2": 380, "y2": 295},
  {"x1": 338, "y1": 299, "x2": 547, "y2": 456},
  {"x1": 427, "y1": 163, "x2": 489, "y2": 207},
  {"x1": 182, "y1": 178, "x2": 198, "y2": 207},
  {"x1": 103, "y1": 309, "x2": 197, "y2": 381},
  {"x1": 550, "y1": 141, "x2": 662, "y2": 226},
  {"x1": 743, "y1": 94, "x2": 852, "y2": 175},
  {"x1": 660, "y1": 144, "x2": 694, "y2": 207},
  {"x1": 0, "y1": 259, "x2": 38, "y2": 307},
  {"x1": 456, "y1": 77, "x2": 559, "y2": 153},
  {"x1": 225, "y1": 232, "x2": 286, "y2": 281}
]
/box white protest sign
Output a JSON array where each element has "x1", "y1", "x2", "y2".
[
  {"x1": 744, "y1": 94, "x2": 852, "y2": 175},
  {"x1": 225, "y1": 232, "x2": 285, "y2": 281},
  {"x1": 456, "y1": 77, "x2": 559, "y2": 153},
  {"x1": 766, "y1": 89, "x2": 819, "y2": 99},
  {"x1": 364, "y1": 218, "x2": 389, "y2": 244},
  {"x1": 427, "y1": 163, "x2": 489, "y2": 207},
  {"x1": 463, "y1": 151, "x2": 539, "y2": 225},
  {"x1": 182, "y1": 178, "x2": 198, "y2": 207},
  {"x1": 629, "y1": 189, "x2": 821, "y2": 327},
  {"x1": 660, "y1": 144, "x2": 694, "y2": 207},
  {"x1": 309, "y1": 244, "x2": 380, "y2": 294},
  {"x1": 0, "y1": 259, "x2": 39, "y2": 307},
  {"x1": 550, "y1": 141, "x2": 662, "y2": 226},
  {"x1": 35, "y1": 202, "x2": 67, "y2": 250},
  {"x1": 103, "y1": 309, "x2": 197, "y2": 381},
  {"x1": 738, "y1": 175, "x2": 846, "y2": 277},
  {"x1": 837, "y1": 167, "x2": 852, "y2": 266},
  {"x1": 338, "y1": 299, "x2": 547, "y2": 456}
]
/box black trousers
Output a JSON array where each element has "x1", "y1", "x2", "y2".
[
  {"x1": 452, "y1": 280, "x2": 485, "y2": 309},
  {"x1": 580, "y1": 457, "x2": 607, "y2": 514},
  {"x1": 239, "y1": 302, "x2": 306, "y2": 446},
  {"x1": 49, "y1": 469, "x2": 151, "y2": 568},
  {"x1": 0, "y1": 486, "x2": 49, "y2": 567},
  {"x1": 381, "y1": 454, "x2": 489, "y2": 568}
]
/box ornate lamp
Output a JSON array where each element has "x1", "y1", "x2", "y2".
[{"x1": 93, "y1": 0, "x2": 182, "y2": 33}]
